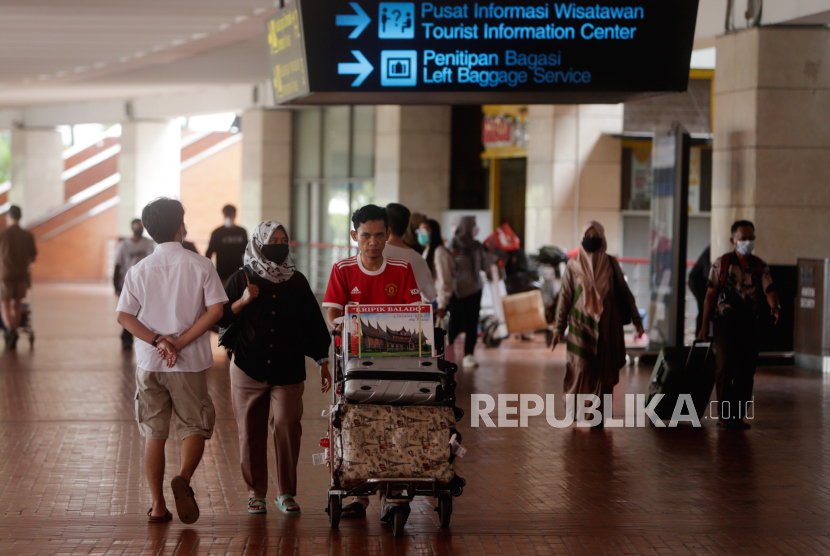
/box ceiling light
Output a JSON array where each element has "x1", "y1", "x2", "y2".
[
  {"x1": 94, "y1": 62, "x2": 107, "y2": 69},
  {"x1": 151, "y1": 45, "x2": 166, "y2": 52},
  {"x1": 134, "y1": 51, "x2": 147, "y2": 59},
  {"x1": 191, "y1": 33, "x2": 207, "y2": 40},
  {"x1": 235, "y1": 15, "x2": 249, "y2": 23},
  {"x1": 253, "y1": 7, "x2": 267, "y2": 15},
  {"x1": 218, "y1": 23, "x2": 230, "y2": 31},
  {"x1": 171, "y1": 38, "x2": 187, "y2": 47}
]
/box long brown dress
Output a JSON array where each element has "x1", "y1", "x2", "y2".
[{"x1": 553, "y1": 257, "x2": 642, "y2": 397}]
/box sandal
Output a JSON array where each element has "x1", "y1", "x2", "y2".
[
  {"x1": 274, "y1": 494, "x2": 301, "y2": 515},
  {"x1": 248, "y1": 497, "x2": 267, "y2": 514},
  {"x1": 147, "y1": 508, "x2": 173, "y2": 523},
  {"x1": 340, "y1": 501, "x2": 366, "y2": 519},
  {"x1": 171, "y1": 476, "x2": 200, "y2": 525}
]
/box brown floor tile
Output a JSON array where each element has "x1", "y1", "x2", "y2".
[{"x1": 1, "y1": 284, "x2": 830, "y2": 555}]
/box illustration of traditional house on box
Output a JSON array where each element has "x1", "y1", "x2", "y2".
[{"x1": 345, "y1": 305, "x2": 434, "y2": 358}]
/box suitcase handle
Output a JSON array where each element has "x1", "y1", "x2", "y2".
[{"x1": 684, "y1": 338, "x2": 713, "y2": 373}]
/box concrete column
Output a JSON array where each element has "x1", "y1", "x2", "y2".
[
  {"x1": 713, "y1": 27, "x2": 830, "y2": 264},
  {"x1": 374, "y1": 105, "x2": 451, "y2": 216},
  {"x1": 117, "y1": 120, "x2": 181, "y2": 236},
  {"x1": 9, "y1": 128, "x2": 64, "y2": 226},
  {"x1": 525, "y1": 105, "x2": 623, "y2": 254},
  {"x1": 240, "y1": 109, "x2": 292, "y2": 234}
]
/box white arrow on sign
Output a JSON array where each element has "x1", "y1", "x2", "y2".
[
  {"x1": 338, "y1": 50, "x2": 374, "y2": 87},
  {"x1": 336, "y1": 2, "x2": 371, "y2": 39}
]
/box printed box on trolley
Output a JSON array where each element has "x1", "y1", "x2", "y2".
[{"x1": 343, "y1": 303, "x2": 435, "y2": 359}]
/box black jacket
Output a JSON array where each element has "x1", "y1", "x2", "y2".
[{"x1": 218, "y1": 267, "x2": 330, "y2": 386}]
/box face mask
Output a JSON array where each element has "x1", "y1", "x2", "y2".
[
  {"x1": 261, "y1": 244, "x2": 289, "y2": 265},
  {"x1": 132, "y1": 228, "x2": 143, "y2": 238},
  {"x1": 224, "y1": 217, "x2": 233, "y2": 228},
  {"x1": 472, "y1": 227, "x2": 480, "y2": 237},
  {"x1": 736, "y1": 240, "x2": 755, "y2": 256},
  {"x1": 417, "y1": 231, "x2": 430, "y2": 246},
  {"x1": 582, "y1": 236, "x2": 603, "y2": 253},
  {"x1": 180, "y1": 226, "x2": 187, "y2": 244}
]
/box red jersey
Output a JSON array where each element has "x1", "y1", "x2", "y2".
[{"x1": 323, "y1": 255, "x2": 421, "y2": 311}]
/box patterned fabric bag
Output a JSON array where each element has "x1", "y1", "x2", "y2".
[{"x1": 332, "y1": 404, "x2": 456, "y2": 486}]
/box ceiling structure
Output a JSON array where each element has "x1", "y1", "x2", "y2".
[
  {"x1": 0, "y1": 0, "x2": 281, "y2": 121},
  {"x1": 1, "y1": 0, "x2": 830, "y2": 126}
]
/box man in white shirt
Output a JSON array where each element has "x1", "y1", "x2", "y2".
[
  {"x1": 116, "y1": 198, "x2": 228, "y2": 525},
  {"x1": 383, "y1": 203, "x2": 436, "y2": 304}
]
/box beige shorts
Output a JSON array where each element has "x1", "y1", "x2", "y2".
[
  {"x1": 135, "y1": 368, "x2": 215, "y2": 440},
  {"x1": 0, "y1": 281, "x2": 27, "y2": 302}
]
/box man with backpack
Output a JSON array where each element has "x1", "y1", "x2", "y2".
[{"x1": 698, "y1": 220, "x2": 780, "y2": 430}]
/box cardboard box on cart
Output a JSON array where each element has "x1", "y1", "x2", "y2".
[{"x1": 503, "y1": 290, "x2": 547, "y2": 334}]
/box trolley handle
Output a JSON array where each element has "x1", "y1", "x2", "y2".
[{"x1": 684, "y1": 338, "x2": 713, "y2": 373}]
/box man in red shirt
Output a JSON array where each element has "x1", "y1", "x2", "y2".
[
  {"x1": 323, "y1": 204, "x2": 420, "y2": 520},
  {"x1": 323, "y1": 204, "x2": 421, "y2": 327}
]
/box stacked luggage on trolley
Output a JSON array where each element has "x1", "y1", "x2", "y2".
[{"x1": 322, "y1": 303, "x2": 466, "y2": 537}]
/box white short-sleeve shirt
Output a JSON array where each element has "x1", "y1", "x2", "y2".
[{"x1": 116, "y1": 242, "x2": 228, "y2": 372}]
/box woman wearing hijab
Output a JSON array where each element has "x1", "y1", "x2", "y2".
[
  {"x1": 448, "y1": 216, "x2": 498, "y2": 369},
  {"x1": 218, "y1": 221, "x2": 331, "y2": 515},
  {"x1": 402, "y1": 211, "x2": 427, "y2": 254},
  {"x1": 418, "y1": 219, "x2": 456, "y2": 324},
  {"x1": 551, "y1": 222, "x2": 644, "y2": 426}
]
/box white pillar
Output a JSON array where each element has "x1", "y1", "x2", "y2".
[
  {"x1": 9, "y1": 128, "x2": 64, "y2": 226},
  {"x1": 713, "y1": 27, "x2": 830, "y2": 264},
  {"x1": 374, "y1": 105, "x2": 451, "y2": 216},
  {"x1": 117, "y1": 120, "x2": 181, "y2": 236},
  {"x1": 240, "y1": 109, "x2": 292, "y2": 233},
  {"x1": 525, "y1": 105, "x2": 623, "y2": 254}
]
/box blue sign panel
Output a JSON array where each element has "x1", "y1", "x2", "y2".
[{"x1": 267, "y1": 0, "x2": 699, "y2": 104}]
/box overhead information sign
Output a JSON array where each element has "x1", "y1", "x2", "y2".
[{"x1": 266, "y1": 0, "x2": 699, "y2": 105}]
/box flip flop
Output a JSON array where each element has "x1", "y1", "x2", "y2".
[
  {"x1": 248, "y1": 497, "x2": 267, "y2": 514},
  {"x1": 274, "y1": 494, "x2": 301, "y2": 515},
  {"x1": 340, "y1": 501, "x2": 366, "y2": 519},
  {"x1": 171, "y1": 476, "x2": 200, "y2": 525},
  {"x1": 147, "y1": 508, "x2": 173, "y2": 523}
]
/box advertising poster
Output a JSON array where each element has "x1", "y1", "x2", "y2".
[{"x1": 344, "y1": 304, "x2": 434, "y2": 358}]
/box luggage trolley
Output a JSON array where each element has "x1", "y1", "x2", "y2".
[{"x1": 322, "y1": 303, "x2": 466, "y2": 537}]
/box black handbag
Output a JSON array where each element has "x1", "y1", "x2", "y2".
[
  {"x1": 218, "y1": 267, "x2": 251, "y2": 351},
  {"x1": 610, "y1": 257, "x2": 633, "y2": 326}
]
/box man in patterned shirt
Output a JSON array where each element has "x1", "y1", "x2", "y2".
[{"x1": 698, "y1": 220, "x2": 780, "y2": 430}]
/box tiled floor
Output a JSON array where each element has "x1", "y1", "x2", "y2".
[{"x1": 1, "y1": 284, "x2": 830, "y2": 555}]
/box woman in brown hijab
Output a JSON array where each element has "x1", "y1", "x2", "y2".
[
  {"x1": 401, "y1": 212, "x2": 426, "y2": 254},
  {"x1": 551, "y1": 221, "x2": 644, "y2": 425}
]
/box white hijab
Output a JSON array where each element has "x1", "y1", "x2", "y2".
[
  {"x1": 243, "y1": 220, "x2": 295, "y2": 284},
  {"x1": 570, "y1": 221, "x2": 612, "y2": 322}
]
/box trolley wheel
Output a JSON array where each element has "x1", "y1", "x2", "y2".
[
  {"x1": 328, "y1": 495, "x2": 341, "y2": 528},
  {"x1": 392, "y1": 506, "x2": 408, "y2": 538},
  {"x1": 437, "y1": 494, "x2": 452, "y2": 528},
  {"x1": 482, "y1": 319, "x2": 502, "y2": 348}
]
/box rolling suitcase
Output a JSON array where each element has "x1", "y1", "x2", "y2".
[
  {"x1": 646, "y1": 339, "x2": 716, "y2": 420},
  {"x1": 341, "y1": 356, "x2": 456, "y2": 405}
]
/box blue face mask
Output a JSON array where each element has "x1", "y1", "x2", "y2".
[{"x1": 417, "y1": 231, "x2": 430, "y2": 246}]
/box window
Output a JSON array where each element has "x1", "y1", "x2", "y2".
[{"x1": 292, "y1": 106, "x2": 376, "y2": 293}]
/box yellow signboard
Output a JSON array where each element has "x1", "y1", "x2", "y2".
[{"x1": 266, "y1": 6, "x2": 310, "y2": 103}]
